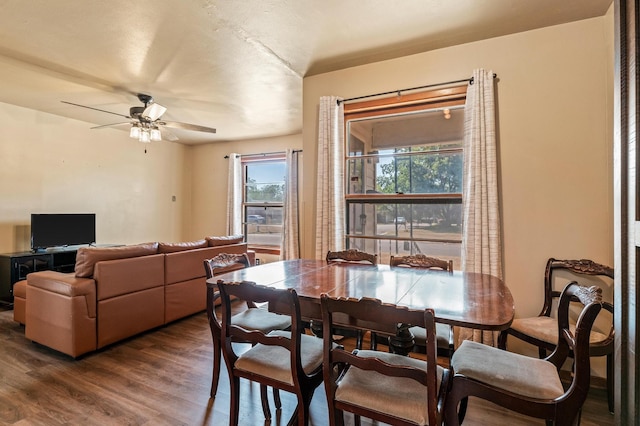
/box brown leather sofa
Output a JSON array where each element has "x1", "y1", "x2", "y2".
[{"x1": 18, "y1": 235, "x2": 252, "y2": 358}]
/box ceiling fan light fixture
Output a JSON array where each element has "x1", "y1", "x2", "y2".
[
  {"x1": 139, "y1": 129, "x2": 151, "y2": 143},
  {"x1": 150, "y1": 128, "x2": 162, "y2": 141},
  {"x1": 129, "y1": 124, "x2": 140, "y2": 139}
]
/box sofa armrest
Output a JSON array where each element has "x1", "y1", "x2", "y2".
[
  {"x1": 25, "y1": 270, "x2": 98, "y2": 357},
  {"x1": 27, "y1": 270, "x2": 97, "y2": 318}
]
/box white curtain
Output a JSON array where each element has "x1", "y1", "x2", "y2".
[
  {"x1": 315, "y1": 96, "x2": 345, "y2": 259},
  {"x1": 459, "y1": 69, "x2": 503, "y2": 346},
  {"x1": 226, "y1": 153, "x2": 243, "y2": 236},
  {"x1": 281, "y1": 149, "x2": 300, "y2": 260}
]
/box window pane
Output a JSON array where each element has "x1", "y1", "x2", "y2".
[
  {"x1": 346, "y1": 202, "x2": 462, "y2": 240},
  {"x1": 245, "y1": 162, "x2": 286, "y2": 203},
  {"x1": 245, "y1": 206, "x2": 282, "y2": 246},
  {"x1": 347, "y1": 236, "x2": 462, "y2": 269},
  {"x1": 375, "y1": 151, "x2": 463, "y2": 194}
]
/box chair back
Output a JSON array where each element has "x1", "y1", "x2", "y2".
[
  {"x1": 390, "y1": 254, "x2": 453, "y2": 272},
  {"x1": 542, "y1": 258, "x2": 614, "y2": 350},
  {"x1": 203, "y1": 253, "x2": 252, "y2": 335},
  {"x1": 217, "y1": 280, "x2": 305, "y2": 375},
  {"x1": 326, "y1": 249, "x2": 377, "y2": 265},
  {"x1": 320, "y1": 295, "x2": 443, "y2": 426},
  {"x1": 542, "y1": 258, "x2": 613, "y2": 312},
  {"x1": 548, "y1": 282, "x2": 603, "y2": 399},
  {"x1": 203, "y1": 252, "x2": 251, "y2": 279}
]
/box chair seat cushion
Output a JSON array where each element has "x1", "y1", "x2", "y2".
[
  {"x1": 231, "y1": 307, "x2": 291, "y2": 333},
  {"x1": 511, "y1": 316, "x2": 609, "y2": 345},
  {"x1": 235, "y1": 330, "x2": 323, "y2": 386},
  {"x1": 410, "y1": 323, "x2": 451, "y2": 349},
  {"x1": 451, "y1": 340, "x2": 564, "y2": 400},
  {"x1": 335, "y1": 349, "x2": 445, "y2": 425}
]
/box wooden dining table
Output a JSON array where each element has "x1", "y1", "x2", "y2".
[{"x1": 209, "y1": 259, "x2": 514, "y2": 353}]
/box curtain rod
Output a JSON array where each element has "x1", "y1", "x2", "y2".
[
  {"x1": 337, "y1": 73, "x2": 497, "y2": 105},
  {"x1": 224, "y1": 149, "x2": 302, "y2": 159}
]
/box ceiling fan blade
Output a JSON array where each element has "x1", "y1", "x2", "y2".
[
  {"x1": 61, "y1": 101, "x2": 130, "y2": 119},
  {"x1": 161, "y1": 129, "x2": 180, "y2": 142},
  {"x1": 161, "y1": 121, "x2": 216, "y2": 134},
  {"x1": 90, "y1": 122, "x2": 131, "y2": 130},
  {"x1": 143, "y1": 103, "x2": 167, "y2": 121}
]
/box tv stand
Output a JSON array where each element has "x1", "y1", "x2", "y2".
[{"x1": 0, "y1": 247, "x2": 79, "y2": 306}]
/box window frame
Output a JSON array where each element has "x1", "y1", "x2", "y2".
[
  {"x1": 343, "y1": 85, "x2": 467, "y2": 261},
  {"x1": 241, "y1": 153, "x2": 286, "y2": 253}
]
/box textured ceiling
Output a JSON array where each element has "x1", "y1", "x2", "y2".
[{"x1": 0, "y1": 0, "x2": 612, "y2": 145}]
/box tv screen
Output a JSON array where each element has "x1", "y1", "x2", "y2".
[{"x1": 31, "y1": 213, "x2": 96, "y2": 250}]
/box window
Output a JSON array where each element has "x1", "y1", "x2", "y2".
[
  {"x1": 344, "y1": 86, "x2": 466, "y2": 266},
  {"x1": 243, "y1": 155, "x2": 285, "y2": 250}
]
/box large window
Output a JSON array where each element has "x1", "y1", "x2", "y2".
[
  {"x1": 243, "y1": 155, "x2": 285, "y2": 250},
  {"x1": 344, "y1": 86, "x2": 466, "y2": 266}
]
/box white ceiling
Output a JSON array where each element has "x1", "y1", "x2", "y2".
[{"x1": 0, "y1": 0, "x2": 612, "y2": 145}]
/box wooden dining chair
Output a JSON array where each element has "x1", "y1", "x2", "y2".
[
  {"x1": 497, "y1": 258, "x2": 615, "y2": 412},
  {"x1": 203, "y1": 253, "x2": 291, "y2": 414},
  {"x1": 321, "y1": 294, "x2": 449, "y2": 426},
  {"x1": 445, "y1": 282, "x2": 603, "y2": 425},
  {"x1": 218, "y1": 280, "x2": 325, "y2": 426},
  {"x1": 325, "y1": 248, "x2": 378, "y2": 349},
  {"x1": 389, "y1": 254, "x2": 455, "y2": 360}
]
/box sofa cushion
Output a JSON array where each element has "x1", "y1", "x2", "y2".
[
  {"x1": 206, "y1": 235, "x2": 244, "y2": 247},
  {"x1": 164, "y1": 244, "x2": 248, "y2": 285},
  {"x1": 158, "y1": 239, "x2": 208, "y2": 253},
  {"x1": 75, "y1": 242, "x2": 159, "y2": 278},
  {"x1": 94, "y1": 254, "x2": 165, "y2": 300}
]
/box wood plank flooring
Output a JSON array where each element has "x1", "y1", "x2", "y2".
[{"x1": 0, "y1": 306, "x2": 614, "y2": 425}]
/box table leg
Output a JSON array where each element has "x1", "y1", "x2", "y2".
[
  {"x1": 388, "y1": 324, "x2": 415, "y2": 356},
  {"x1": 310, "y1": 319, "x2": 323, "y2": 338}
]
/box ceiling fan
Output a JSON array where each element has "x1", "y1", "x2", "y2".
[{"x1": 61, "y1": 93, "x2": 216, "y2": 143}]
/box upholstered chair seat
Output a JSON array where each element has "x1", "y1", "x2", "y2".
[
  {"x1": 236, "y1": 330, "x2": 325, "y2": 386},
  {"x1": 451, "y1": 340, "x2": 564, "y2": 400},
  {"x1": 335, "y1": 349, "x2": 446, "y2": 425},
  {"x1": 410, "y1": 323, "x2": 453, "y2": 354},
  {"x1": 509, "y1": 316, "x2": 609, "y2": 346},
  {"x1": 231, "y1": 310, "x2": 291, "y2": 335}
]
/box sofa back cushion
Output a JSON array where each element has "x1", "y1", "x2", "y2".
[
  {"x1": 94, "y1": 254, "x2": 165, "y2": 300},
  {"x1": 75, "y1": 242, "x2": 159, "y2": 278},
  {"x1": 164, "y1": 243, "x2": 248, "y2": 285},
  {"x1": 206, "y1": 234, "x2": 244, "y2": 247},
  {"x1": 158, "y1": 239, "x2": 208, "y2": 253}
]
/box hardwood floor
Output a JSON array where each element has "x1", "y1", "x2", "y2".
[{"x1": 0, "y1": 306, "x2": 614, "y2": 425}]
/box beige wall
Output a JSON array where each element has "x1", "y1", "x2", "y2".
[
  {"x1": 303, "y1": 16, "x2": 614, "y2": 374},
  {"x1": 187, "y1": 134, "x2": 302, "y2": 241},
  {"x1": 0, "y1": 102, "x2": 189, "y2": 253}
]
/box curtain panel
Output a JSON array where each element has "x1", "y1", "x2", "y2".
[
  {"x1": 281, "y1": 149, "x2": 300, "y2": 260},
  {"x1": 459, "y1": 69, "x2": 503, "y2": 346},
  {"x1": 315, "y1": 96, "x2": 345, "y2": 259},
  {"x1": 226, "y1": 153, "x2": 243, "y2": 236}
]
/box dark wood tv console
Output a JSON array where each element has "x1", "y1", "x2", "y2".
[{"x1": 0, "y1": 248, "x2": 79, "y2": 306}]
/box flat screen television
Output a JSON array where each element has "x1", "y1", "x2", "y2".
[{"x1": 30, "y1": 213, "x2": 96, "y2": 251}]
